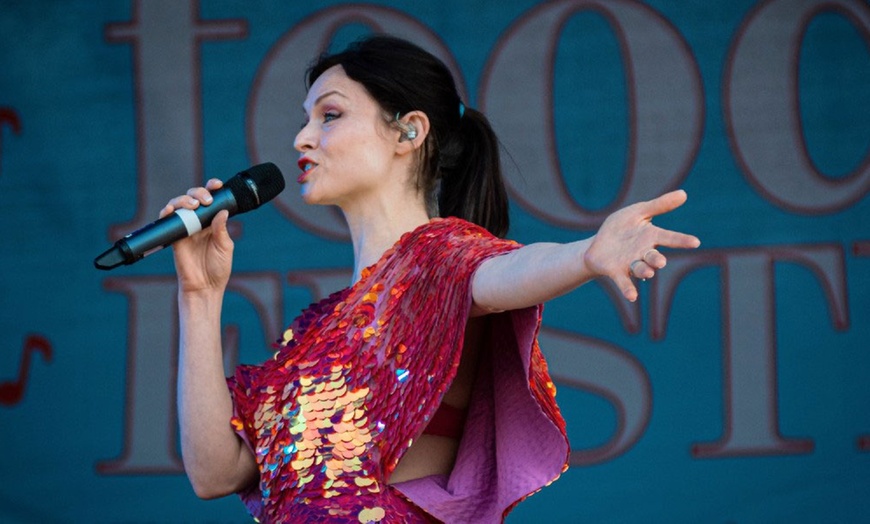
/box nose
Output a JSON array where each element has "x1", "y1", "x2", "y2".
[{"x1": 294, "y1": 121, "x2": 315, "y2": 153}]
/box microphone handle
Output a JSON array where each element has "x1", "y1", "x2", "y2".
[{"x1": 94, "y1": 189, "x2": 238, "y2": 270}]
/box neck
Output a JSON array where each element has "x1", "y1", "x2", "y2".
[{"x1": 341, "y1": 191, "x2": 431, "y2": 284}]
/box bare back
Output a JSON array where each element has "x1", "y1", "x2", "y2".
[{"x1": 388, "y1": 317, "x2": 486, "y2": 483}]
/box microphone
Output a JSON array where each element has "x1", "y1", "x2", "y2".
[{"x1": 94, "y1": 162, "x2": 285, "y2": 270}]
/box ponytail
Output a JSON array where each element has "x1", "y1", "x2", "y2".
[{"x1": 437, "y1": 107, "x2": 510, "y2": 238}]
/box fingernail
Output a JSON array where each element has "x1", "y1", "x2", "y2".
[
  {"x1": 188, "y1": 197, "x2": 198, "y2": 206},
  {"x1": 204, "y1": 195, "x2": 212, "y2": 203}
]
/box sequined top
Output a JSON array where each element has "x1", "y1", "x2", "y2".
[{"x1": 228, "y1": 217, "x2": 569, "y2": 523}]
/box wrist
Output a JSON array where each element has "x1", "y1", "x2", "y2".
[
  {"x1": 576, "y1": 236, "x2": 597, "y2": 278},
  {"x1": 178, "y1": 287, "x2": 226, "y2": 311}
]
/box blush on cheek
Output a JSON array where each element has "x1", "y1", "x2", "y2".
[{"x1": 359, "y1": 149, "x2": 392, "y2": 176}]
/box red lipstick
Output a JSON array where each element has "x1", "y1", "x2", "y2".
[{"x1": 297, "y1": 157, "x2": 314, "y2": 184}]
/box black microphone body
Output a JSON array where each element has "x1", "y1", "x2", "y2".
[{"x1": 94, "y1": 163, "x2": 285, "y2": 270}]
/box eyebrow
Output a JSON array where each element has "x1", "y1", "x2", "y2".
[{"x1": 303, "y1": 90, "x2": 348, "y2": 112}]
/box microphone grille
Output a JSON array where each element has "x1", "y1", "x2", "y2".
[{"x1": 226, "y1": 162, "x2": 286, "y2": 213}]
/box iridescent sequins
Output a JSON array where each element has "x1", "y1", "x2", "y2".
[{"x1": 225, "y1": 218, "x2": 563, "y2": 523}]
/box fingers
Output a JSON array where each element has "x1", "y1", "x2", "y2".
[
  {"x1": 211, "y1": 209, "x2": 232, "y2": 244},
  {"x1": 626, "y1": 250, "x2": 666, "y2": 300},
  {"x1": 159, "y1": 194, "x2": 202, "y2": 219},
  {"x1": 199, "y1": 209, "x2": 235, "y2": 255},
  {"x1": 627, "y1": 250, "x2": 663, "y2": 277},
  {"x1": 605, "y1": 190, "x2": 699, "y2": 303},
  {"x1": 158, "y1": 179, "x2": 224, "y2": 218},
  {"x1": 158, "y1": 204, "x2": 174, "y2": 219},
  {"x1": 644, "y1": 190, "x2": 701, "y2": 251},
  {"x1": 186, "y1": 186, "x2": 215, "y2": 205},
  {"x1": 642, "y1": 248, "x2": 666, "y2": 269},
  {"x1": 657, "y1": 229, "x2": 701, "y2": 249},
  {"x1": 613, "y1": 271, "x2": 639, "y2": 303},
  {"x1": 185, "y1": 180, "x2": 223, "y2": 207},
  {"x1": 641, "y1": 189, "x2": 688, "y2": 218},
  {"x1": 630, "y1": 259, "x2": 655, "y2": 279}
]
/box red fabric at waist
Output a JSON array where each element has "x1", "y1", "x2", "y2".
[{"x1": 422, "y1": 402, "x2": 467, "y2": 439}]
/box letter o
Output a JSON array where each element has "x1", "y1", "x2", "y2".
[
  {"x1": 480, "y1": 0, "x2": 703, "y2": 229},
  {"x1": 725, "y1": 0, "x2": 870, "y2": 214}
]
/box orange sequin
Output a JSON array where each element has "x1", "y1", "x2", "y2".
[{"x1": 227, "y1": 218, "x2": 565, "y2": 523}]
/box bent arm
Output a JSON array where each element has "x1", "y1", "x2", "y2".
[{"x1": 178, "y1": 289, "x2": 258, "y2": 499}]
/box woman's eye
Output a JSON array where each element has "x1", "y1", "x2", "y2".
[{"x1": 323, "y1": 111, "x2": 340, "y2": 123}]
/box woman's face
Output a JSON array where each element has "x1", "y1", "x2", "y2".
[{"x1": 294, "y1": 65, "x2": 399, "y2": 208}]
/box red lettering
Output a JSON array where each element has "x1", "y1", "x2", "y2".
[
  {"x1": 0, "y1": 107, "x2": 22, "y2": 178},
  {"x1": 853, "y1": 240, "x2": 870, "y2": 451}
]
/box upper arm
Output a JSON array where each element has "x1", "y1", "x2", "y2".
[
  {"x1": 469, "y1": 255, "x2": 507, "y2": 317},
  {"x1": 470, "y1": 240, "x2": 593, "y2": 314}
]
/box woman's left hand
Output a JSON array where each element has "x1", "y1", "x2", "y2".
[{"x1": 583, "y1": 189, "x2": 701, "y2": 302}]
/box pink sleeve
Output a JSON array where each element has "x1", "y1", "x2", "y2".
[{"x1": 391, "y1": 219, "x2": 570, "y2": 523}]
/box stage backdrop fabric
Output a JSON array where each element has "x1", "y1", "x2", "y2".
[{"x1": 1, "y1": 0, "x2": 868, "y2": 522}]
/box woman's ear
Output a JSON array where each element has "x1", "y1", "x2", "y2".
[{"x1": 395, "y1": 110, "x2": 430, "y2": 155}]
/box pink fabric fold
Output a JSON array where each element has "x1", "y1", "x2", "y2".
[{"x1": 394, "y1": 307, "x2": 569, "y2": 523}]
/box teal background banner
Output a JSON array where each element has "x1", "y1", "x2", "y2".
[{"x1": 1, "y1": 0, "x2": 868, "y2": 522}]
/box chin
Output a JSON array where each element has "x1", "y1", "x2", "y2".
[
  {"x1": 300, "y1": 185, "x2": 318, "y2": 204},
  {"x1": 300, "y1": 188, "x2": 335, "y2": 207}
]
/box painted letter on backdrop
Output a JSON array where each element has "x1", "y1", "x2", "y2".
[
  {"x1": 97, "y1": 273, "x2": 283, "y2": 474},
  {"x1": 725, "y1": 0, "x2": 870, "y2": 214},
  {"x1": 541, "y1": 327, "x2": 652, "y2": 465},
  {"x1": 480, "y1": 0, "x2": 703, "y2": 229},
  {"x1": 104, "y1": 0, "x2": 246, "y2": 239},
  {"x1": 651, "y1": 246, "x2": 848, "y2": 457}
]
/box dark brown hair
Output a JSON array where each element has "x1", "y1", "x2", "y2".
[{"x1": 307, "y1": 35, "x2": 509, "y2": 237}]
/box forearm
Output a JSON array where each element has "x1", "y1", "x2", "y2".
[
  {"x1": 177, "y1": 290, "x2": 256, "y2": 498},
  {"x1": 472, "y1": 237, "x2": 596, "y2": 313}
]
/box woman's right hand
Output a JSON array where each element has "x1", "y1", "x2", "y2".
[{"x1": 160, "y1": 178, "x2": 234, "y2": 294}]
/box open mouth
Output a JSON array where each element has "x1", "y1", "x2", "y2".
[{"x1": 297, "y1": 159, "x2": 317, "y2": 183}]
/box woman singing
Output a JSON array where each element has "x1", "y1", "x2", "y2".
[{"x1": 161, "y1": 35, "x2": 700, "y2": 523}]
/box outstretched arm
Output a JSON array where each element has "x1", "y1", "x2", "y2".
[{"x1": 471, "y1": 190, "x2": 700, "y2": 313}]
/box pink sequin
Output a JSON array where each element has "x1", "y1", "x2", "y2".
[{"x1": 227, "y1": 218, "x2": 567, "y2": 523}]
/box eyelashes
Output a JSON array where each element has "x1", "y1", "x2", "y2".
[{"x1": 299, "y1": 111, "x2": 341, "y2": 130}]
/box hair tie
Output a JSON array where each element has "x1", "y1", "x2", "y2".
[{"x1": 459, "y1": 101, "x2": 466, "y2": 118}]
